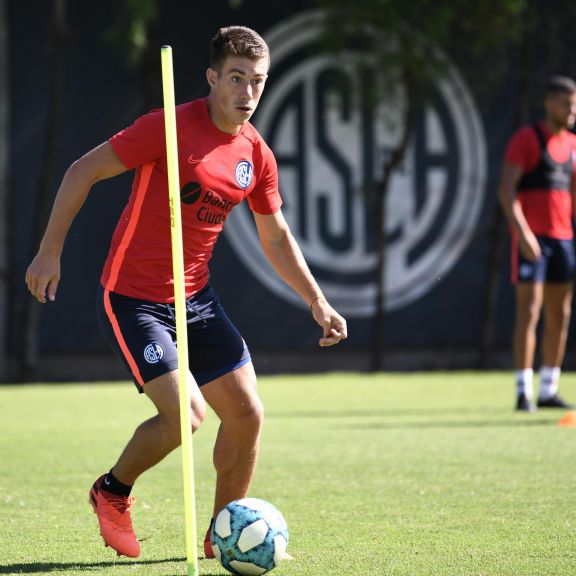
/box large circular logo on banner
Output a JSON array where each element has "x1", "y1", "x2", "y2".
[{"x1": 224, "y1": 11, "x2": 487, "y2": 317}]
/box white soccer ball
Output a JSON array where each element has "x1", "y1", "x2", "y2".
[{"x1": 210, "y1": 498, "x2": 289, "y2": 575}]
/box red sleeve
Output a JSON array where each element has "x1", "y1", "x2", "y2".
[
  {"x1": 504, "y1": 126, "x2": 539, "y2": 173},
  {"x1": 109, "y1": 108, "x2": 166, "y2": 169},
  {"x1": 246, "y1": 142, "x2": 282, "y2": 215}
]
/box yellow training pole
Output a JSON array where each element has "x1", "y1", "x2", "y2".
[{"x1": 160, "y1": 45, "x2": 198, "y2": 576}]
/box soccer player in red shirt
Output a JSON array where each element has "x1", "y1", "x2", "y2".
[
  {"x1": 26, "y1": 26, "x2": 347, "y2": 558},
  {"x1": 498, "y1": 75, "x2": 576, "y2": 412}
]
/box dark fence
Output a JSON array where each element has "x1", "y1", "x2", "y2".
[{"x1": 5, "y1": 0, "x2": 576, "y2": 380}]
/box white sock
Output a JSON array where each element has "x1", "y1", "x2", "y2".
[
  {"x1": 539, "y1": 366, "x2": 560, "y2": 400},
  {"x1": 516, "y1": 369, "x2": 534, "y2": 398}
]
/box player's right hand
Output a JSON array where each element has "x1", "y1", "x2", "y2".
[
  {"x1": 25, "y1": 253, "x2": 61, "y2": 304},
  {"x1": 518, "y1": 230, "x2": 542, "y2": 262}
]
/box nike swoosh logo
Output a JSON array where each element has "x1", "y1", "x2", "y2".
[
  {"x1": 188, "y1": 155, "x2": 208, "y2": 164},
  {"x1": 104, "y1": 477, "x2": 111, "y2": 486}
]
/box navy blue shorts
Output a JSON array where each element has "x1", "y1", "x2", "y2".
[
  {"x1": 513, "y1": 236, "x2": 576, "y2": 284},
  {"x1": 96, "y1": 283, "x2": 251, "y2": 392}
]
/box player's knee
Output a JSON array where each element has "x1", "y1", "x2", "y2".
[
  {"x1": 222, "y1": 394, "x2": 264, "y2": 438},
  {"x1": 213, "y1": 400, "x2": 263, "y2": 472},
  {"x1": 190, "y1": 399, "x2": 207, "y2": 433},
  {"x1": 159, "y1": 399, "x2": 206, "y2": 444},
  {"x1": 517, "y1": 304, "x2": 541, "y2": 328},
  {"x1": 243, "y1": 395, "x2": 264, "y2": 431},
  {"x1": 545, "y1": 298, "x2": 572, "y2": 330}
]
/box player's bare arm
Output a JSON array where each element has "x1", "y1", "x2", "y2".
[
  {"x1": 497, "y1": 162, "x2": 542, "y2": 262},
  {"x1": 26, "y1": 141, "x2": 127, "y2": 303},
  {"x1": 253, "y1": 210, "x2": 347, "y2": 346}
]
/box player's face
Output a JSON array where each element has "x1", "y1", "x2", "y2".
[
  {"x1": 206, "y1": 55, "x2": 269, "y2": 134},
  {"x1": 546, "y1": 91, "x2": 576, "y2": 130}
]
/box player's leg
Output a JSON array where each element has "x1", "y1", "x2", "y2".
[
  {"x1": 537, "y1": 238, "x2": 575, "y2": 408},
  {"x1": 111, "y1": 369, "x2": 206, "y2": 485},
  {"x1": 91, "y1": 285, "x2": 206, "y2": 557},
  {"x1": 513, "y1": 281, "x2": 543, "y2": 411},
  {"x1": 200, "y1": 362, "x2": 263, "y2": 560},
  {"x1": 541, "y1": 283, "x2": 572, "y2": 366},
  {"x1": 183, "y1": 284, "x2": 262, "y2": 557},
  {"x1": 537, "y1": 282, "x2": 572, "y2": 407},
  {"x1": 89, "y1": 369, "x2": 206, "y2": 558},
  {"x1": 514, "y1": 281, "x2": 544, "y2": 368},
  {"x1": 184, "y1": 284, "x2": 261, "y2": 515},
  {"x1": 511, "y1": 234, "x2": 548, "y2": 412},
  {"x1": 200, "y1": 366, "x2": 293, "y2": 563},
  {"x1": 536, "y1": 237, "x2": 575, "y2": 408},
  {"x1": 201, "y1": 361, "x2": 263, "y2": 517},
  {"x1": 183, "y1": 285, "x2": 292, "y2": 560}
]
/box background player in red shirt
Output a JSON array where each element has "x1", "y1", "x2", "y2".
[
  {"x1": 26, "y1": 26, "x2": 347, "y2": 559},
  {"x1": 498, "y1": 75, "x2": 576, "y2": 412}
]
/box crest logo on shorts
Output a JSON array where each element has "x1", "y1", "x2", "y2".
[
  {"x1": 235, "y1": 161, "x2": 253, "y2": 189},
  {"x1": 224, "y1": 10, "x2": 487, "y2": 317},
  {"x1": 519, "y1": 264, "x2": 533, "y2": 279},
  {"x1": 144, "y1": 343, "x2": 164, "y2": 364}
]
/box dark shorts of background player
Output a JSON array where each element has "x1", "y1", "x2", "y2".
[
  {"x1": 512, "y1": 235, "x2": 576, "y2": 284},
  {"x1": 96, "y1": 283, "x2": 251, "y2": 392}
]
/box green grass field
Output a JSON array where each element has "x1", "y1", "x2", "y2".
[{"x1": 1, "y1": 372, "x2": 575, "y2": 576}]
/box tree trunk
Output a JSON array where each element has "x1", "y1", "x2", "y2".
[
  {"x1": 140, "y1": 3, "x2": 164, "y2": 113},
  {"x1": 477, "y1": 11, "x2": 536, "y2": 368},
  {"x1": 0, "y1": 0, "x2": 9, "y2": 381},
  {"x1": 17, "y1": 0, "x2": 68, "y2": 380},
  {"x1": 371, "y1": 72, "x2": 415, "y2": 372}
]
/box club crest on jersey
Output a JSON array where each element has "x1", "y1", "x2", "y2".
[
  {"x1": 235, "y1": 160, "x2": 253, "y2": 189},
  {"x1": 144, "y1": 343, "x2": 164, "y2": 364}
]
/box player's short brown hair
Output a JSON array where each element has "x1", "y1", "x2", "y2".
[
  {"x1": 545, "y1": 75, "x2": 576, "y2": 97},
  {"x1": 210, "y1": 26, "x2": 270, "y2": 71}
]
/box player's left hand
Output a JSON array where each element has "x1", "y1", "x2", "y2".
[{"x1": 310, "y1": 298, "x2": 347, "y2": 347}]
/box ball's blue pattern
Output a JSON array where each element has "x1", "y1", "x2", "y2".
[{"x1": 211, "y1": 498, "x2": 289, "y2": 575}]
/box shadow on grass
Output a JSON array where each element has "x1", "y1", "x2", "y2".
[
  {"x1": 0, "y1": 557, "x2": 223, "y2": 575},
  {"x1": 267, "y1": 406, "x2": 515, "y2": 419},
  {"x1": 346, "y1": 418, "x2": 556, "y2": 430}
]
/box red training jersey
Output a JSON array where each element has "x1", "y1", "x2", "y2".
[
  {"x1": 101, "y1": 98, "x2": 282, "y2": 302},
  {"x1": 504, "y1": 121, "x2": 576, "y2": 239}
]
